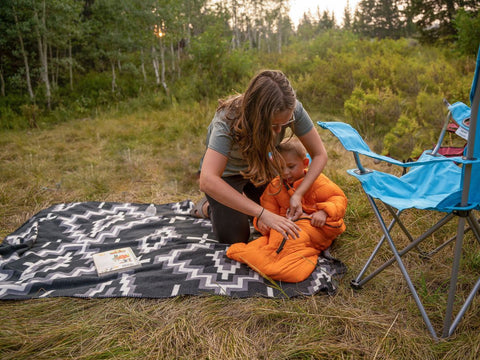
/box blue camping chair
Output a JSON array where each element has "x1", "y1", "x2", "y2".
[{"x1": 318, "y1": 46, "x2": 480, "y2": 340}]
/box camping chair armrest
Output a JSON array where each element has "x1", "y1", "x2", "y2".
[
  {"x1": 448, "y1": 101, "x2": 471, "y2": 130},
  {"x1": 317, "y1": 121, "x2": 480, "y2": 171}
]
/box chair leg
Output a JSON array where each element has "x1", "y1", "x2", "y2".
[
  {"x1": 366, "y1": 195, "x2": 439, "y2": 339},
  {"x1": 352, "y1": 200, "x2": 455, "y2": 289},
  {"x1": 443, "y1": 217, "x2": 467, "y2": 337},
  {"x1": 351, "y1": 198, "x2": 478, "y2": 338},
  {"x1": 448, "y1": 277, "x2": 480, "y2": 337},
  {"x1": 445, "y1": 212, "x2": 480, "y2": 337},
  {"x1": 385, "y1": 204, "x2": 415, "y2": 243},
  {"x1": 351, "y1": 211, "x2": 398, "y2": 289},
  {"x1": 384, "y1": 203, "x2": 430, "y2": 257}
]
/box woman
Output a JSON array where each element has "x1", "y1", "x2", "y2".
[{"x1": 199, "y1": 70, "x2": 328, "y2": 244}]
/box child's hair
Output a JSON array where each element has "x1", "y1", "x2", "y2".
[
  {"x1": 216, "y1": 70, "x2": 296, "y2": 186},
  {"x1": 277, "y1": 137, "x2": 307, "y2": 160}
]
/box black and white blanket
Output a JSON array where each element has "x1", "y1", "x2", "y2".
[{"x1": 0, "y1": 201, "x2": 346, "y2": 300}]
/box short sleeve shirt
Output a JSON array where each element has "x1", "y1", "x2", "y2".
[{"x1": 203, "y1": 100, "x2": 314, "y2": 177}]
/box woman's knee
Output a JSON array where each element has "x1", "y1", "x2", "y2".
[{"x1": 214, "y1": 218, "x2": 250, "y2": 244}]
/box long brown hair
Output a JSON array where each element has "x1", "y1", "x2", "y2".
[{"x1": 217, "y1": 70, "x2": 296, "y2": 186}]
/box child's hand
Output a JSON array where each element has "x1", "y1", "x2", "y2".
[
  {"x1": 287, "y1": 193, "x2": 303, "y2": 220},
  {"x1": 310, "y1": 210, "x2": 327, "y2": 228}
]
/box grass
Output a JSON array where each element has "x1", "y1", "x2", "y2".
[{"x1": 1, "y1": 103, "x2": 480, "y2": 359}]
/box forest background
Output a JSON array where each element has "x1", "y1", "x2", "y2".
[
  {"x1": 2, "y1": 1, "x2": 480, "y2": 358},
  {"x1": 1, "y1": 0, "x2": 479, "y2": 159}
]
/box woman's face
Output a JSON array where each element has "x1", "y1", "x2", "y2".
[{"x1": 271, "y1": 109, "x2": 295, "y2": 134}]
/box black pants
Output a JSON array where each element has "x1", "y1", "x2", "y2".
[{"x1": 205, "y1": 175, "x2": 267, "y2": 244}]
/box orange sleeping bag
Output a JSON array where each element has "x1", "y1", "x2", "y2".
[{"x1": 226, "y1": 174, "x2": 347, "y2": 283}]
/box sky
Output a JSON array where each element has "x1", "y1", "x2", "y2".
[{"x1": 289, "y1": 0, "x2": 360, "y2": 26}]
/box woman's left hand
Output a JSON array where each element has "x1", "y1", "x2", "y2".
[
  {"x1": 287, "y1": 193, "x2": 303, "y2": 220},
  {"x1": 256, "y1": 218, "x2": 270, "y2": 235}
]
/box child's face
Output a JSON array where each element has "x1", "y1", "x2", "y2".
[{"x1": 280, "y1": 151, "x2": 308, "y2": 184}]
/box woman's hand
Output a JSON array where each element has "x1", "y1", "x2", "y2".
[
  {"x1": 261, "y1": 209, "x2": 300, "y2": 239},
  {"x1": 256, "y1": 218, "x2": 270, "y2": 235},
  {"x1": 287, "y1": 193, "x2": 303, "y2": 221},
  {"x1": 310, "y1": 210, "x2": 327, "y2": 228}
]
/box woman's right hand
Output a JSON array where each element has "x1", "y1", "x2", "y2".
[{"x1": 260, "y1": 209, "x2": 300, "y2": 239}]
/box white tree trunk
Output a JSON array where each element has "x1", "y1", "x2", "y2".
[
  {"x1": 34, "y1": 1, "x2": 51, "y2": 109},
  {"x1": 141, "y1": 48, "x2": 147, "y2": 83},
  {"x1": 152, "y1": 46, "x2": 160, "y2": 86},
  {"x1": 170, "y1": 41, "x2": 175, "y2": 73},
  {"x1": 159, "y1": 38, "x2": 168, "y2": 95},
  {"x1": 13, "y1": 7, "x2": 34, "y2": 101}
]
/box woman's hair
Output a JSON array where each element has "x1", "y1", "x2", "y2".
[
  {"x1": 217, "y1": 70, "x2": 296, "y2": 186},
  {"x1": 277, "y1": 137, "x2": 307, "y2": 160}
]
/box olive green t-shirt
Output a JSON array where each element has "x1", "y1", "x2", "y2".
[{"x1": 203, "y1": 100, "x2": 314, "y2": 177}]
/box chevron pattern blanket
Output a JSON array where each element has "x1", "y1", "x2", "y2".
[{"x1": 0, "y1": 201, "x2": 346, "y2": 300}]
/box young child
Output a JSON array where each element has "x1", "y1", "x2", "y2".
[{"x1": 226, "y1": 137, "x2": 347, "y2": 283}]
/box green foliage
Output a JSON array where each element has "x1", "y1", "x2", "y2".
[
  {"x1": 0, "y1": 4, "x2": 476, "y2": 163},
  {"x1": 454, "y1": 9, "x2": 480, "y2": 56},
  {"x1": 0, "y1": 105, "x2": 24, "y2": 130},
  {"x1": 353, "y1": 0, "x2": 405, "y2": 39},
  {"x1": 344, "y1": 86, "x2": 402, "y2": 151},
  {"x1": 414, "y1": 91, "x2": 446, "y2": 131},
  {"x1": 175, "y1": 19, "x2": 253, "y2": 101},
  {"x1": 410, "y1": 0, "x2": 480, "y2": 44},
  {"x1": 294, "y1": 51, "x2": 356, "y2": 113},
  {"x1": 383, "y1": 115, "x2": 421, "y2": 159}
]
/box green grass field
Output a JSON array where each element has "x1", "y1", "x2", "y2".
[{"x1": 1, "y1": 104, "x2": 480, "y2": 359}]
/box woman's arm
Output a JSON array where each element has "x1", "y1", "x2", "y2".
[
  {"x1": 200, "y1": 148, "x2": 300, "y2": 239},
  {"x1": 288, "y1": 127, "x2": 328, "y2": 220}
]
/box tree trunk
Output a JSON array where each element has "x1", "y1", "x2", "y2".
[
  {"x1": 55, "y1": 48, "x2": 59, "y2": 88},
  {"x1": 159, "y1": 37, "x2": 169, "y2": 95},
  {"x1": 141, "y1": 48, "x2": 147, "y2": 83},
  {"x1": 68, "y1": 39, "x2": 73, "y2": 90},
  {"x1": 34, "y1": 2, "x2": 51, "y2": 110},
  {"x1": 277, "y1": 30, "x2": 282, "y2": 54},
  {"x1": 170, "y1": 40, "x2": 175, "y2": 75},
  {"x1": 111, "y1": 60, "x2": 116, "y2": 93},
  {"x1": 12, "y1": 6, "x2": 35, "y2": 102},
  {"x1": 152, "y1": 46, "x2": 160, "y2": 86},
  {"x1": 231, "y1": 0, "x2": 240, "y2": 49},
  {"x1": 49, "y1": 43, "x2": 54, "y2": 86},
  {"x1": 0, "y1": 69, "x2": 5, "y2": 97},
  {"x1": 248, "y1": 26, "x2": 254, "y2": 49},
  {"x1": 177, "y1": 45, "x2": 181, "y2": 79}
]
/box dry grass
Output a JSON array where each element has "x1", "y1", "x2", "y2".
[{"x1": 1, "y1": 105, "x2": 480, "y2": 359}]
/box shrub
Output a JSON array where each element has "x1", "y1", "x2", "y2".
[
  {"x1": 344, "y1": 86, "x2": 402, "y2": 152},
  {"x1": 383, "y1": 115, "x2": 421, "y2": 159}
]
